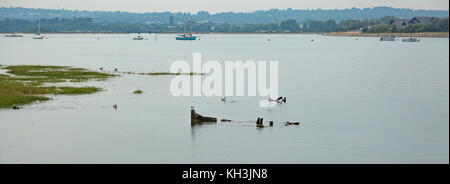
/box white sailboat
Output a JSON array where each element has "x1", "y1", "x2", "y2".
[
  {"x1": 4, "y1": 19, "x2": 23, "y2": 37},
  {"x1": 33, "y1": 17, "x2": 45, "y2": 39}
]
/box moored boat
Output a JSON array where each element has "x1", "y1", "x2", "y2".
[
  {"x1": 380, "y1": 36, "x2": 396, "y2": 41},
  {"x1": 402, "y1": 37, "x2": 420, "y2": 42},
  {"x1": 33, "y1": 33, "x2": 44, "y2": 39},
  {"x1": 133, "y1": 35, "x2": 144, "y2": 40},
  {"x1": 4, "y1": 19, "x2": 23, "y2": 37},
  {"x1": 176, "y1": 34, "x2": 197, "y2": 40},
  {"x1": 33, "y1": 17, "x2": 45, "y2": 39},
  {"x1": 176, "y1": 14, "x2": 197, "y2": 41},
  {"x1": 4, "y1": 34, "x2": 23, "y2": 37}
]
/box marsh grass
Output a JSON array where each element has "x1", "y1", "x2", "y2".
[
  {"x1": 5, "y1": 65, "x2": 116, "y2": 84},
  {"x1": 133, "y1": 89, "x2": 143, "y2": 94},
  {"x1": 0, "y1": 65, "x2": 115, "y2": 109},
  {"x1": 0, "y1": 74, "x2": 49, "y2": 108}
]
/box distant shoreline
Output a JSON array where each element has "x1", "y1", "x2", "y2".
[
  {"x1": 1, "y1": 32, "x2": 317, "y2": 34},
  {"x1": 2, "y1": 31, "x2": 449, "y2": 37},
  {"x1": 323, "y1": 31, "x2": 449, "y2": 38}
]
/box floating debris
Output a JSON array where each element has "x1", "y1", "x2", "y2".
[
  {"x1": 221, "y1": 119, "x2": 232, "y2": 122},
  {"x1": 12, "y1": 106, "x2": 22, "y2": 110}
]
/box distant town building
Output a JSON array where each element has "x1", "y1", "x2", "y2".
[
  {"x1": 408, "y1": 17, "x2": 439, "y2": 24},
  {"x1": 391, "y1": 18, "x2": 410, "y2": 26},
  {"x1": 390, "y1": 17, "x2": 440, "y2": 26}
]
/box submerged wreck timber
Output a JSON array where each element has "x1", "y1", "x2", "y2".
[
  {"x1": 285, "y1": 121, "x2": 300, "y2": 126},
  {"x1": 191, "y1": 107, "x2": 217, "y2": 124},
  {"x1": 189, "y1": 107, "x2": 301, "y2": 127},
  {"x1": 256, "y1": 118, "x2": 300, "y2": 128}
]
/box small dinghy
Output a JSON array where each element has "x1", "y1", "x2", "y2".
[
  {"x1": 133, "y1": 35, "x2": 144, "y2": 40},
  {"x1": 380, "y1": 36, "x2": 396, "y2": 41},
  {"x1": 402, "y1": 37, "x2": 420, "y2": 42}
]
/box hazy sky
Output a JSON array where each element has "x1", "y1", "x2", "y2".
[{"x1": 0, "y1": 0, "x2": 448, "y2": 13}]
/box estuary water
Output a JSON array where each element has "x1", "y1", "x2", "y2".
[{"x1": 0, "y1": 33, "x2": 448, "y2": 163}]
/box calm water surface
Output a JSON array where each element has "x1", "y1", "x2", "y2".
[{"x1": 0, "y1": 34, "x2": 448, "y2": 163}]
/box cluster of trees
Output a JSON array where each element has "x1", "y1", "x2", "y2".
[
  {"x1": 1, "y1": 16, "x2": 448, "y2": 33},
  {"x1": 277, "y1": 16, "x2": 406, "y2": 32},
  {"x1": 362, "y1": 17, "x2": 449, "y2": 33},
  {"x1": 0, "y1": 17, "x2": 151, "y2": 33}
]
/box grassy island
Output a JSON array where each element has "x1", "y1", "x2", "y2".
[
  {"x1": 0, "y1": 65, "x2": 117, "y2": 109},
  {"x1": 133, "y1": 89, "x2": 143, "y2": 94}
]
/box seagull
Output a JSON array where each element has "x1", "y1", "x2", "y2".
[{"x1": 113, "y1": 104, "x2": 118, "y2": 109}]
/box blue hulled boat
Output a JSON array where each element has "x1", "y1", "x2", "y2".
[
  {"x1": 176, "y1": 34, "x2": 197, "y2": 40},
  {"x1": 176, "y1": 14, "x2": 197, "y2": 40}
]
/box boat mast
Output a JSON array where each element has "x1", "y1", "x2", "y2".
[
  {"x1": 183, "y1": 13, "x2": 186, "y2": 35},
  {"x1": 190, "y1": 15, "x2": 192, "y2": 34},
  {"x1": 38, "y1": 17, "x2": 41, "y2": 34}
]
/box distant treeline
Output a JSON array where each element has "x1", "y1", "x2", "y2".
[
  {"x1": 1, "y1": 6, "x2": 448, "y2": 24},
  {"x1": 0, "y1": 16, "x2": 448, "y2": 33}
]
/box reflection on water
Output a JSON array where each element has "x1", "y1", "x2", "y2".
[{"x1": 0, "y1": 34, "x2": 448, "y2": 163}]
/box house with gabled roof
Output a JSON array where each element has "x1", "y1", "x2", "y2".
[
  {"x1": 390, "y1": 18, "x2": 410, "y2": 26},
  {"x1": 408, "y1": 17, "x2": 439, "y2": 24}
]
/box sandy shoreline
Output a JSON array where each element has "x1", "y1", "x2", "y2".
[{"x1": 323, "y1": 32, "x2": 449, "y2": 38}]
